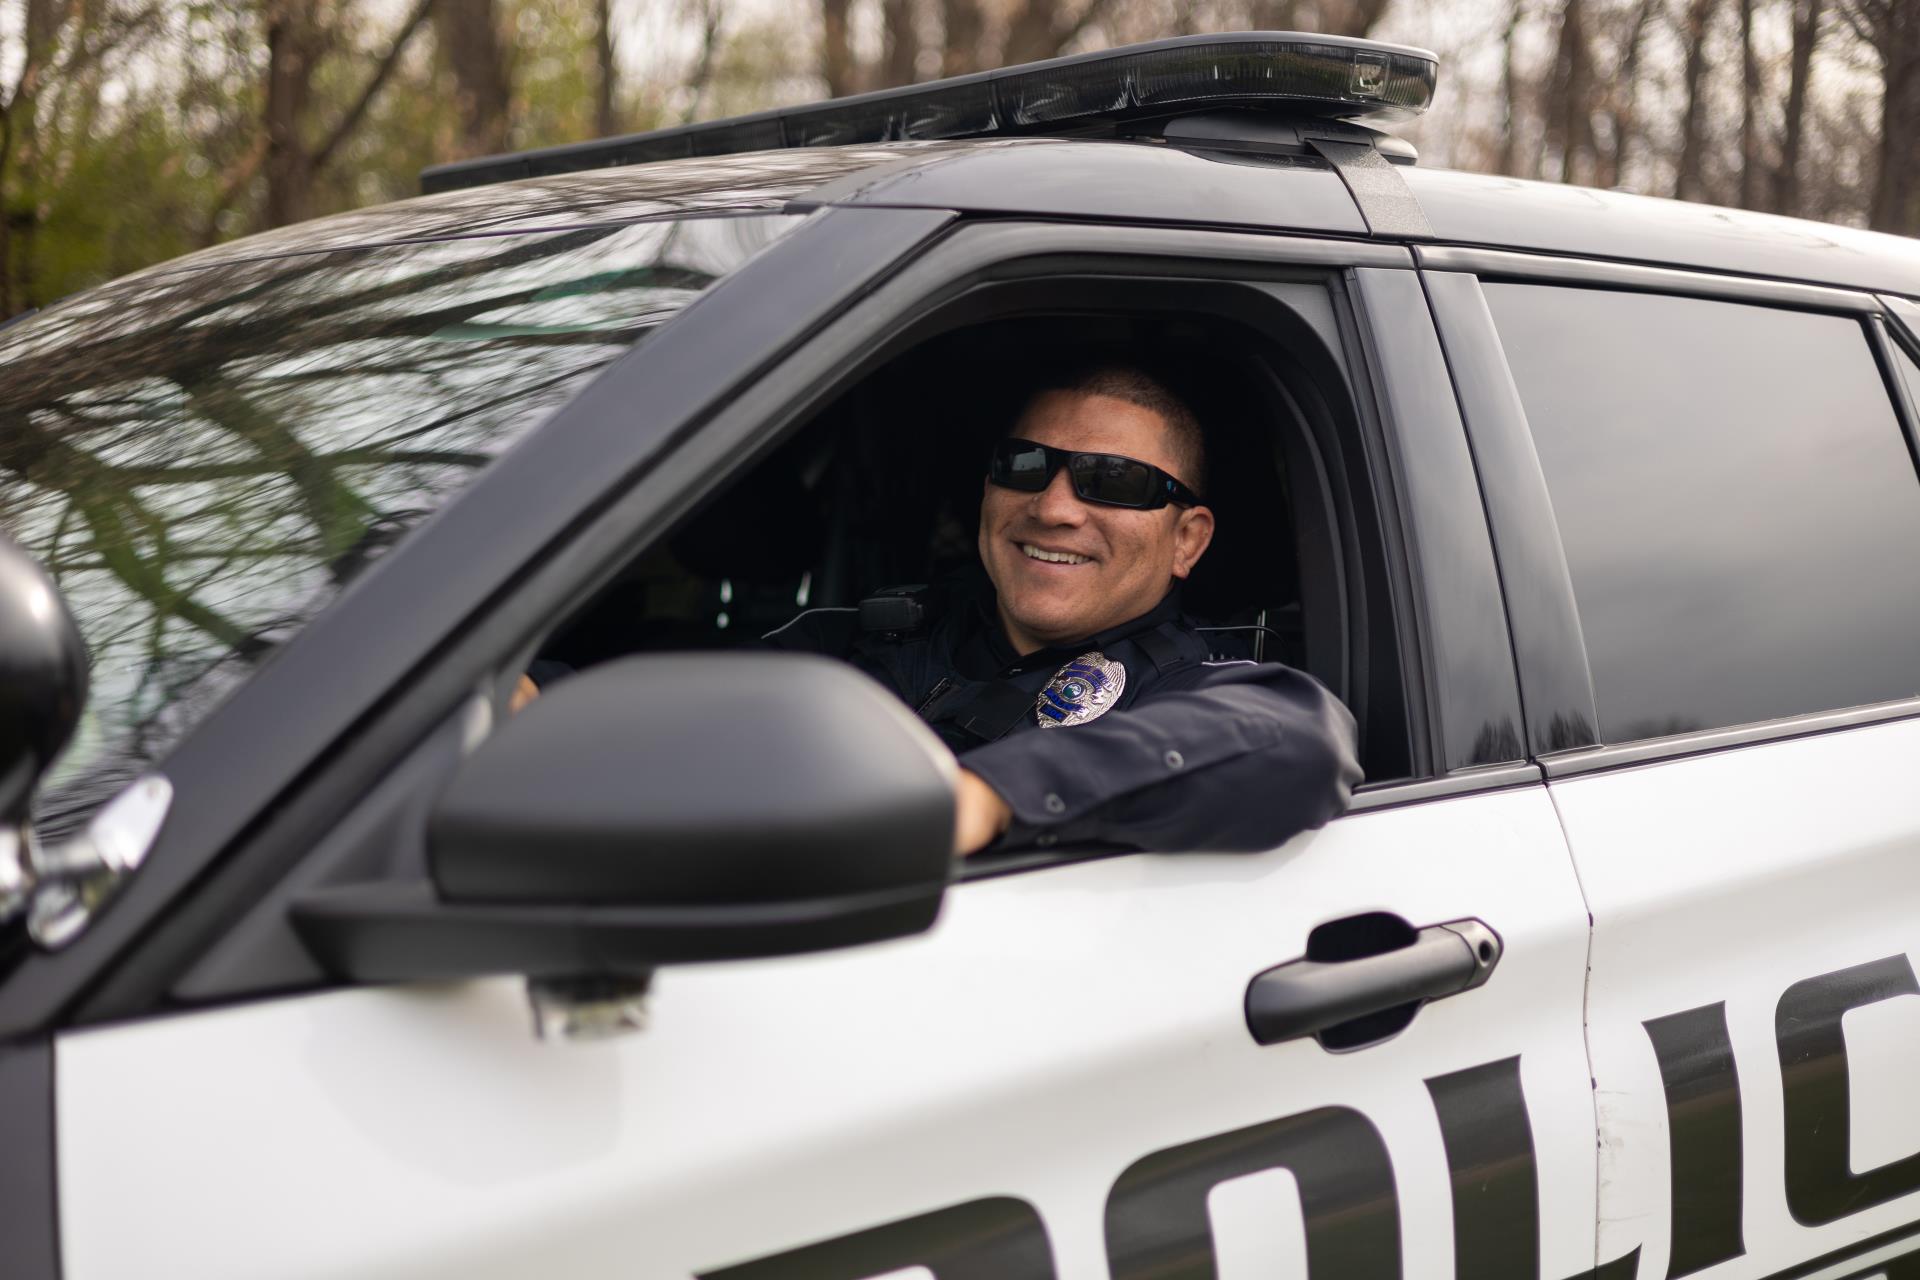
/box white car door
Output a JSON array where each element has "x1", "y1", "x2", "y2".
[
  {"x1": 1467, "y1": 276, "x2": 1920, "y2": 1279},
  {"x1": 56, "y1": 783, "x2": 1598, "y2": 1280}
]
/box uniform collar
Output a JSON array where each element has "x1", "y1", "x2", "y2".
[{"x1": 962, "y1": 576, "x2": 1186, "y2": 677}]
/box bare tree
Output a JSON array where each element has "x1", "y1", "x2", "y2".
[
  {"x1": 252, "y1": 0, "x2": 435, "y2": 232},
  {"x1": 882, "y1": 0, "x2": 921, "y2": 86},
  {"x1": 312, "y1": 0, "x2": 436, "y2": 174},
  {"x1": 1673, "y1": 0, "x2": 1718, "y2": 201},
  {"x1": 1774, "y1": 0, "x2": 1824, "y2": 214},
  {"x1": 1737, "y1": 0, "x2": 1761, "y2": 207},
  {"x1": 1837, "y1": 0, "x2": 1920, "y2": 232},
  {"x1": 1598, "y1": 0, "x2": 1658, "y2": 189},
  {"x1": 825, "y1": 0, "x2": 1125, "y2": 94},
  {"x1": 1544, "y1": 0, "x2": 1597, "y2": 184},
  {"x1": 263, "y1": 0, "x2": 329, "y2": 228},
  {"x1": 436, "y1": 0, "x2": 511, "y2": 156},
  {"x1": 0, "y1": 0, "x2": 71, "y2": 313},
  {"x1": 941, "y1": 0, "x2": 986, "y2": 76},
  {"x1": 820, "y1": 0, "x2": 859, "y2": 96},
  {"x1": 1498, "y1": 0, "x2": 1526, "y2": 178},
  {"x1": 680, "y1": 0, "x2": 725, "y2": 123},
  {"x1": 595, "y1": 0, "x2": 620, "y2": 137}
]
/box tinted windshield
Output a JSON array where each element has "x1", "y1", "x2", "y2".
[{"x1": 0, "y1": 211, "x2": 800, "y2": 836}]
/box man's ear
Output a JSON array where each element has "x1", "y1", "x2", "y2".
[{"x1": 1170, "y1": 505, "x2": 1216, "y2": 580}]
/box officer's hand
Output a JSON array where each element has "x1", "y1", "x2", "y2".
[
  {"x1": 953, "y1": 769, "x2": 1013, "y2": 857},
  {"x1": 509, "y1": 674, "x2": 539, "y2": 713}
]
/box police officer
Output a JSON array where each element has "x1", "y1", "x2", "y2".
[{"x1": 762, "y1": 362, "x2": 1361, "y2": 857}]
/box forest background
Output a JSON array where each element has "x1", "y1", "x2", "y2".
[{"x1": 0, "y1": 0, "x2": 1913, "y2": 319}]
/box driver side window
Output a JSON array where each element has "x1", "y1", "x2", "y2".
[{"x1": 533, "y1": 282, "x2": 1410, "y2": 787}]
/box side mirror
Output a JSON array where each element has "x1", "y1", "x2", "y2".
[
  {"x1": 0, "y1": 533, "x2": 88, "y2": 917},
  {"x1": 292, "y1": 653, "x2": 958, "y2": 984},
  {"x1": 0, "y1": 533, "x2": 87, "y2": 826}
]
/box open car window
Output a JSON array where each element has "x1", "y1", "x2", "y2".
[
  {"x1": 0, "y1": 211, "x2": 802, "y2": 838},
  {"x1": 536, "y1": 286, "x2": 1409, "y2": 784}
]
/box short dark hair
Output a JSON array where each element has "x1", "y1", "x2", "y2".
[{"x1": 1015, "y1": 361, "x2": 1207, "y2": 501}]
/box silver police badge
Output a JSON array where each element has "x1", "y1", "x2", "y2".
[{"x1": 1036, "y1": 652, "x2": 1126, "y2": 728}]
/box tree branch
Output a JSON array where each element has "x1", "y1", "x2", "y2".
[
  {"x1": 311, "y1": 0, "x2": 438, "y2": 176},
  {"x1": 199, "y1": 136, "x2": 271, "y2": 246},
  {"x1": 680, "y1": 0, "x2": 725, "y2": 124}
]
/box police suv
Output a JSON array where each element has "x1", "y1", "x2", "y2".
[{"x1": 2, "y1": 30, "x2": 1919, "y2": 1280}]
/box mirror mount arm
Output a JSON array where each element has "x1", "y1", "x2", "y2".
[
  {"x1": 0, "y1": 774, "x2": 172, "y2": 949},
  {"x1": 526, "y1": 972, "x2": 654, "y2": 1042}
]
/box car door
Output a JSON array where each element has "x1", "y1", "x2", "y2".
[
  {"x1": 50, "y1": 222, "x2": 1602, "y2": 1280},
  {"x1": 1433, "y1": 261, "x2": 1920, "y2": 1280}
]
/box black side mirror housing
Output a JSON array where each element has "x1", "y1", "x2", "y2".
[
  {"x1": 0, "y1": 533, "x2": 87, "y2": 826},
  {"x1": 293, "y1": 653, "x2": 958, "y2": 982}
]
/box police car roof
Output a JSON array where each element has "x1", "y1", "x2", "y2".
[
  {"x1": 800, "y1": 138, "x2": 1920, "y2": 300},
  {"x1": 139, "y1": 136, "x2": 1920, "y2": 304}
]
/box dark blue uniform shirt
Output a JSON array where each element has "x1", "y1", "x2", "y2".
[{"x1": 762, "y1": 578, "x2": 1362, "y2": 853}]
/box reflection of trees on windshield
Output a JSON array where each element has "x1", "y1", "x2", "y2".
[
  {"x1": 148, "y1": 142, "x2": 961, "y2": 273},
  {"x1": 0, "y1": 211, "x2": 796, "y2": 837}
]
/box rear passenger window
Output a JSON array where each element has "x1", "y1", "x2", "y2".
[{"x1": 1484, "y1": 284, "x2": 1920, "y2": 743}]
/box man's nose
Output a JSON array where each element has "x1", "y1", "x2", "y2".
[{"x1": 1031, "y1": 467, "x2": 1089, "y2": 524}]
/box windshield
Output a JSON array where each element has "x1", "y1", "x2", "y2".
[{"x1": 0, "y1": 210, "x2": 801, "y2": 837}]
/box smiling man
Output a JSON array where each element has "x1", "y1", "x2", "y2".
[{"x1": 765, "y1": 361, "x2": 1361, "y2": 856}]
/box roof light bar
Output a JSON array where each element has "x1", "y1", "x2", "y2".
[{"x1": 422, "y1": 32, "x2": 1437, "y2": 194}]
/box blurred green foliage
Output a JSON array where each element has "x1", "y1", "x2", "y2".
[{"x1": 0, "y1": 0, "x2": 756, "y2": 316}]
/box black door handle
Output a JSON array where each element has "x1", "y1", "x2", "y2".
[{"x1": 1245, "y1": 917, "x2": 1502, "y2": 1050}]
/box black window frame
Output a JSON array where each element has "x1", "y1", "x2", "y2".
[{"x1": 1428, "y1": 248, "x2": 1920, "y2": 780}]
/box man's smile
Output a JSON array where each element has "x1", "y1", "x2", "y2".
[{"x1": 1018, "y1": 541, "x2": 1095, "y2": 566}]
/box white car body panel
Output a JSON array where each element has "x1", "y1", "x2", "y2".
[
  {"x1": 59, "y1": 788, "x2": 1595, "y2": 1279},
  {"x1": 1572, "y1": 717, "x2": 1920, "y2": 1279}
]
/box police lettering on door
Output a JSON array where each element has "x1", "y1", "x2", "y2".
[{"x1": 700, "y1": 952, "x2": 1920, "y2": 1280}]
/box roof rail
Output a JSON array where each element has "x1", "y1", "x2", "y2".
[{"x1": 420, "y1": 31, "x2": 1437, "y2": 195}]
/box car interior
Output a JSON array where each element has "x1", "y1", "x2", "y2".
[{"x1": 533, "y1": 277, "x2": 1415, "y2": 794}]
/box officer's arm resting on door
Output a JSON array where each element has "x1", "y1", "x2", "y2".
[{"x1": 961, "y1": 660, "x2": 1361, "y2": 853}]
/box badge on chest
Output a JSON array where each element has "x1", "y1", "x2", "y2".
[{"x1": 1037, "y1": 652, "x2": 1126, "y2": 728}]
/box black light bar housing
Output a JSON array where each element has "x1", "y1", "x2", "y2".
[{"x1": 422, "y1": 31, "x2": 1437, "y2": 194}]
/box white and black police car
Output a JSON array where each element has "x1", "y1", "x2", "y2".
[{"x1": 3, "y1": 30, "x2": 1920, "y2": 1280}]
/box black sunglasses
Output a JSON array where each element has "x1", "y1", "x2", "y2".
[{"x1": 988, "y1": 438, "x2": 1203, "y2": 510}]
